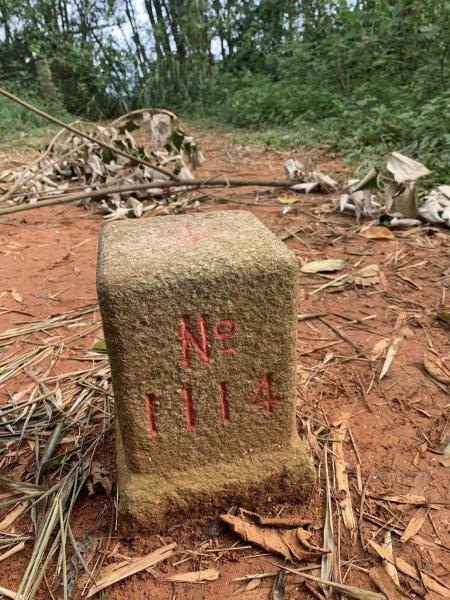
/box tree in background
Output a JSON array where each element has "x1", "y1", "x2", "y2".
[{"x1": 0, "y1": 1, "x2": 449, "y2": 174}]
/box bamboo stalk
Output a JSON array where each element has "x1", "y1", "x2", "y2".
[
  {"x1": 0, "y1": 177, "x2": 302, "y2": 215},
  {"x1": 272, "y1": 563, "x2": 387, "y2": 600}
]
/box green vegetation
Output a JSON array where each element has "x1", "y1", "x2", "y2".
[
  {"x1": 0, "y1": 94, "x2": 72, "y2": 150},
  {"x1": 0, "y1": 1, "x2": 449, "y2": 177}
]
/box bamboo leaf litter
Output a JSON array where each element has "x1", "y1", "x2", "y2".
[{"x1": 0, "y1": 305, "x2": 113, "y2": 598}]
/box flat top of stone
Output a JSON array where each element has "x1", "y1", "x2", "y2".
[{"x1": 98, "y1": 210, "x2": 295, "y2": 282}]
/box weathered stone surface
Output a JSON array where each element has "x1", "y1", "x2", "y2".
[{"x1": 97, "y1": 210, "x2": 315, "y2": 532}]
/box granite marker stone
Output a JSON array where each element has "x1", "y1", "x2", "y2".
[{"x1": 97, "y1": 210, "x2": 314, "y2": 531}]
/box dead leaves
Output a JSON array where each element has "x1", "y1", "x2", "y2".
[
  {"x1": 418, "y1": 186, "x2": 450, "y2": 227},
  {"x1": 339, "y1": 151, "x2": 450, "y2": 228},
  {"x1": 284, "y1": 158, "x2": 338, "y2": 193},
  {"x1": 332, "y1": 416, "x2": 357, "y2": 538},
  {"x1": 218, "y1": 509, "x2": 334, "y2": 599},
  {"x1": 423, "y1": 348, "x2": 450, "y2": 385},
  {"x1": 10, "y1": 289, "x2": 23, "y2": 303},
  {"x1": 0, "y1": 288, "x2": 24, "y2": 304},
  {"x1": 387, "y1": 153, "x2": 432, "y2": 184},
  {"x1": 166, "y1": 568, "x2": 219, "y2": 583},
  {"x1": 277, "y1": 565, "x2": 387, "y2": 600},
  {"x1": 304, "y1": 262, "x2": 387, "y2": 296},
  {"x1": 86, "y1": 461, "x2": 113, "y2": 496},
  {"x1": 359, "y1": 226, "x2": 395, "y2": 240},
  {"x1": 220, "y1": 512, "x2": 329, "y2": 562},
  {"x1": 349, "y1": 264, "x2": 384, "y2": 287},
  {"x1": 7, "y1": 109, "x2": 204, "y2": 221},
  {"x1": 219, "y1": 514, "x2": 287, "y2": 560},
  {"x1": 367, "y1": 337, "x2": 391, "y2": 361},
  {"x1": 369, "y1": 541, "x2": 450, "y2": 598},
  {"x1": 300, "y1": 259, "x2": 346, "y2": 274},
  {"x1": 321, "y1": 450, "x2": 334, "y2": 587},
  {"x1": 379, "y1": 313, "x2": 407, "y2": 379},
  {"x1": 413, "y1": 442, "x2": 428, "y2": 467},
  {"x1": 366, "y1": 311, "x2": 411, "y2": 374},
  {"x1": 255, "y1": 515, "x2": 312, "y2": 528},
  {"x1": 369, "y1": 566, "x2": 412, "y2": 600},
  {"x1": 381, "y1": 532, "x2": 400, "y2": 585},
  {"x1": 86, "y1": 543, "x2": 177, "y2": 597},
  {"x1": 400, "y1": 506, "x2": 429, "y2": 542}
]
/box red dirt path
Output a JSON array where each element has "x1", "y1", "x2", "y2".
[{"x1": 0, "y1": 128, "x2": 449, "y2": 599}]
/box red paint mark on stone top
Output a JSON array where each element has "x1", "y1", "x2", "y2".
[
  {"x1": 180, "y1": 223, "x2": 214, "y2": 245},
  {"x1": 180, "y1": 314, "x2": 210, "y2": 368},
  {"x1": 182, "y1": 223, "x2": 195, "y2": 245},
  {"x1": 250, "y1": 374, "x2": 279, "y2": 414}
]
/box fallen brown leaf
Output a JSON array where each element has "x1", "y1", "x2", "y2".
[
  {"x1": 245, "y1": 579, "x2": 262, "y2": 591},
  {"x1": 86, "y1": 461, "x2": 113, "y2": 496},
  {"x1": 257, "y1": 516, "x2": 313, "y2": 528},
  {"x1": 321, "y1": 449, "x2": 334, "y2": 590},
  {"x1": 368, "y1": 338, "x2": 390, "y2": 361},
  {"x1": 283, "y1": 528, "x2": 328, "y2": 561},
  {"x1": 423, "y1": 349, "x2": 450, "y2": 385},
  {"x1": 220, "y1": 514, "x2": 291, "y2": 560},
  {"x1": 296, "y1": 528, "x2": 329, "y2": 554},
  {"x1": 421, "y1": 573, "x2": 450, "y2": 598},
  {"x1": 220, "y1": 514, "x2": 329, "y2": 562},
  {"x1": 379, "y1": 270, "x2": 390, "y2": 289},
  {"x1": 379, "y1": 313, "x2": 407, "y2": 379},
  {"x1": 0, "y1": 501, "x2": 28, "y2": 531},
  {"x1": 413, "y1": 442, "x2": 428, "y2": 467},
  {"x1": 371, "y1": 494, "x2": 427, "y2": 505},
  {"x1": 274, "y1": 564, "x2": 387, "y2": 600},
  {"x1": 86, "y1": 543, "x2": 176, "y2": 597},
  {"x1": 359, "y1": 226, "x2": 395, "y2": 240},
  {"x1": 166, "y1": 568, "x2": 219, "y2": 583},
  {"x1": 369, "y1": 566, "x2": 412, "y2": 600},
  {"x1": 400, "y1": 506, "x2": 429, "y2": 542},
  {"x1": 370, "y1": 541, "x2": 450, "y2": 597},
  {"x1": 332, "y1": 418, "x2": 356, "y2": 538},
  {"x1": 11, "y1": 289, "x2": 23, "y2": 303},
  {"x1": 382, "y1": 532, "x2": 399, "y2": 586},
  {"x1": 349, "y1": 264, "x2": 381, "y2": 286}
]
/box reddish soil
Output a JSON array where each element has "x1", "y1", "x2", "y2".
[{"x1": 0, "y1": 128, "x2": 449, "y2": 600}]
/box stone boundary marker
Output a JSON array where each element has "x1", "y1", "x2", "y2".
[{"x1": 97, "y1": 210, "x2": 315, "y2": 532}]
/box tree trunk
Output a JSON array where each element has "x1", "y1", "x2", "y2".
[
  {"x1": 124, "y1": 0, "x2": 149, "y2": 72},
  {"x1": 0, "y1": 0, "x2": 12, "y2": 46},
  {"x1": 161, "y1": 0, "x2": 187, "y2": 61},
  {"x1": 145, "y1": 0, "x2": 172, "y2": 57}
]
